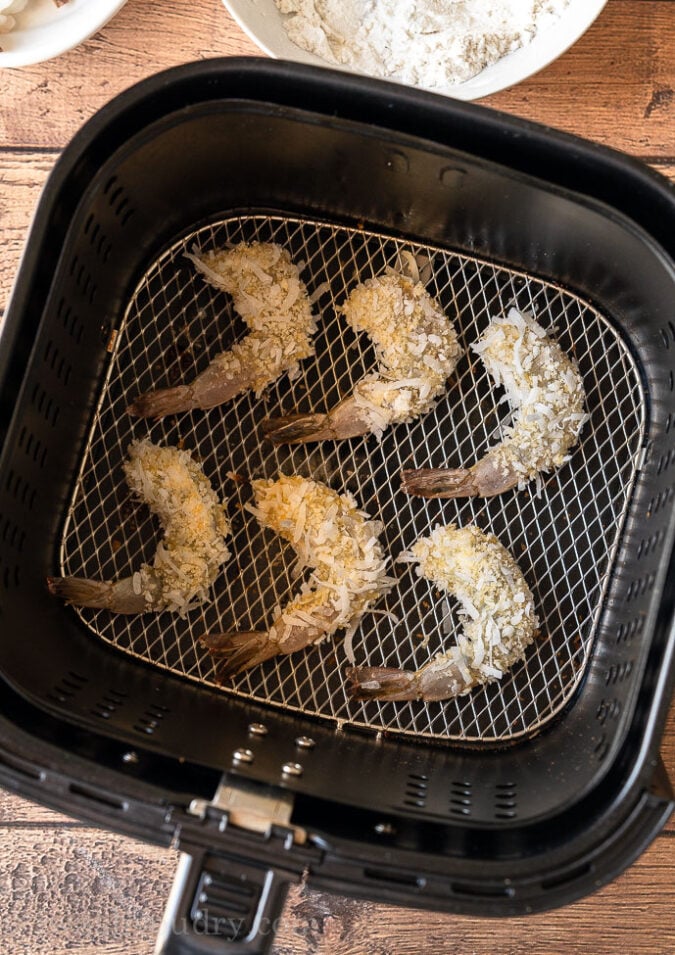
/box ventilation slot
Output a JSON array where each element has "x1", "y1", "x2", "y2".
[
  {"x1": 402, "y1": 772, "x2": 428, "y2": 809},
  {"x1": 626, "y1": 572, "x2": 655, "y2": 603},
  {"x1": 30, "y1": 383, "x2": 60, "y2": 428},
  {"x1": 660, "y1": 322, "x2": 675, "y2": 351},
  {"x1": 191, "y1": 871, "x2": 260, "y2": 941},
  {"x1": 604, "y1": 661, "x2": 634, "y2": 686},
  {"x1": 134, "y1": 702, "x2": 170, "y2": 736},
  {"x1": 22, "y1": 432, "x2": 47, "y2": 468},
  {"x1": 4, "y1": 471, "x2": 37, "y2": 511},
  {"x1": 364, "y1": 868, "x2": 425, "y2": 889},
  {"x1": 0, "y1": 563, "x2": 19, "y2": 591},
  {"x1": 657, "y1": 450, "x2": 673, "y2": 476},
  {"x1": 42, "y1": 339, "x2": 72, "y2": 387},
  {"x1": 647, "y1": 485, "x2": 674, "y2": 517},
  {"x1": 494, "y1": 782, "x2": 518, "y2": 820},
  {"x1": 104, "y1": 174, "x2": 136, "y2": 228},
  {"x1": 56, "y1": 297, "x2": 84, "y2": 342},
  {"x1": 451, "y1": 881, "x2": 515, "y2": 899},
  {"x1": 68, "y1": 256, "x2": 98, "y2": 306},
  {"x1": 596, "y1": 698, "x2": 621, "y2": 726},
  {"x1": 91, "y1": 688, "x2": 127, "y2": 720},
  {"x1": 616, "y1": 616, "x2": 644, "y2": 646},
  {"x1": 594, "y1": 733, "x2": 610, "y2": 761},
  {"x1": 449, "y1": 781, "x2": 472, "y2": 817},
  {"x1": 541, "y1": 862, "x2": 592, "y2": 891},
  {"x1": 47, "y1": 671, "x2": 88, "y2": 706},
  {"x1": 69, "y1": 783, "x2": 125, "y2": 812},
  {"x1": 636, "y1": 528, "x2": 665, "y2": 560},
  {"x1": 1, "y1": 516, "x2": 25, "y2": 554},
  {"x1": 0, "y1": 752, "x2": 42, "y2": 781}
]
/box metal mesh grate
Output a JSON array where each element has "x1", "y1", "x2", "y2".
[{"x1": 59, "y1": 215, "x2": 645, "y2": 742}]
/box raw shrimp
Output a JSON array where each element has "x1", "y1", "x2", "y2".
[
  {"x1": 127, "y1": 242, "x2": 317, "y2": 418},
  {"x1": 202, "y1": 475, "x2": 395, "y2": 680},
  {"x1": 402, "y1": 308, "x2": 587, "y2": 498},
  {"x1": 348, "y1": 523, "x2": 539, "y2": 702},
  {"x1": 263, "y1": 269, "x2": 459, "y2": 443},
  {"x1": 47, "y1": 439, "x2": 231, "y2": 615}
]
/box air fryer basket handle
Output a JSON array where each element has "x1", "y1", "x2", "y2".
[{"x1": 155, "y1": 849, "x2": 293, "y2": 955}]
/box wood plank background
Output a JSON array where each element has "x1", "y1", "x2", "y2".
[{"x1": 0, "y1": 0, "x2": 674, "y2": 952}]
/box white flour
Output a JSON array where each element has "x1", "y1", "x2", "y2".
[{"x1": 275, "y1": 0, "x2": 570, "y2": 91}]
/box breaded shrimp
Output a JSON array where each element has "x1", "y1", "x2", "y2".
[
  {"x1": 128, "y1": 242, "x2": 317, "y2": 418},
  {"x1": 47, "y1": 439, "x2": 231, "y2": 616},
  {"x1": 263, "y1": 269, "x2": 460, "y2": 442},
  {"x1": 403, "y1": 308, "x2": 587, "y2": 498},
  {"x1": 348, "y1": 523, "x2": 538, "y2": 702},
  {"x1": 202, "y1": 475, "x2": 395, "y2": 679}
]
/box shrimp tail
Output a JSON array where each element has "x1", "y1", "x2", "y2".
[
  {"x1": 127, "y1": 385, "x2": 195, "y2": 419},
  {"x1": 346, "y1": 666, "x2": 419, "y2": 702},
  {"x1": 401, "y1": 467, "x2": 479, "y2": 499},
  {"x1": 46, "y1": 575, "x2": 153, "y2": 613},
  {"x1": 201, "y1": 630, "x2": 275, "y2": 680},
  {"x1": 128, "y1": 362, "x2": 248, "y2": 419},
  {"x1": 262, "y1": 411, "x2": 335, "y2": 444},
  {"x1": 402, "y1": 456, "x2": 518, "y2": 499},
  {"x1": 348, "y1": 658, "x2": 472, "y2": 702},
  {"x1": 263, "y1": 397, "x2": 373, "y2": 444}
]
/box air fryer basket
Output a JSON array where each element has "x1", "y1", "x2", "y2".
[
  {"x1": 1, "y1": 59, "x2": 674, "y2": 950},
  {"x1": 61, "y1": 214, "x2": 643, "y2": 745}
]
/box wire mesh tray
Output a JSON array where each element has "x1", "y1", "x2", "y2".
[{"x1": 59, "y1": 214, "x2": 645, "y2": 743}]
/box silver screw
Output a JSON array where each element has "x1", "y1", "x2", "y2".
[
  {"x1": 122, "y1": 751, "x2": 139, "y2": 765},
  {"x1": 233, "y1": 748, "x2": 254, "y2": 764},
  {"x1": 295, "y1": 736, "x2": 315, "y2": 750},
  {"x1": 248, "y1": 723, "x2": 268, "y2": 737},
  {"x1": 282, "y1": 762, "x2": 303, "y2": 777}
]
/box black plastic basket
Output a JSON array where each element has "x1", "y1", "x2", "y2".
[{"x1": 1, "y1": 59, "x2": 674, "y2": 954}]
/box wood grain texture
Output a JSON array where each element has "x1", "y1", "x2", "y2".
[
  {"x1": 0, "y1": 825, "x2": 672, "y2": 955},
  {"x1": 0, "y1": 0, "x2": 258, "y2": 149},
  {"x1": 0, "y1": 788, "x2": 77, "y2": 825},
  {"x1": 0, "y1": 150, "x2": 56, "y2": 315},
  {"x1": 485, "y1": 0, "x2": 675, "y2": 155},
  {"x1": 0, "y1": 827, "x2": 174, "y2": 955},
  {"x1": 0, "y1": 2, "x2": 672, "y2": 157}
]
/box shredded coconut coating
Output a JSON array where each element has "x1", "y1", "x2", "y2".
[
  {"x1": 186, "y1": 242, "x2": 317, "y2": 395},
  {"x1": 474, "y1": 308, "x2": 587, "y2": 487},
  {"x1": 411, "y1": 523, "x2": 539, "y2": 687},
  {"x1": 249, "y1": 475, "x2": 395, "y2": 641},
  {"x1": 342, "y1": 270, "x2": 460, "y2": 435},
  {"x1": 123, "y1": 439, "x2": 231, "y2": 615}
]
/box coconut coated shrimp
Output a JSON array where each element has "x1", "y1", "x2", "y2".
[
  {"x1": 263, "y1": 269, "x2": 459, "y2": 443},
  {"x1": 47, "y1": 439, "x2": 231, "y2": 615},
  {"x1": 402, "y1": 308, "x2": 587, "y2": 498},
  {"x1": 348, "y1": 523, "x2": 538, "y2": 702},
  {"x1": 202, "y1": 475, "x2": 394, "y2": 680},
  {"x1": 128, "y1": 242, "x2": 317, "y2": 418}
]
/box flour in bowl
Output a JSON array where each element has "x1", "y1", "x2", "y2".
[{"x1": 275, "y1": 0, "x2": 570, "y2": 91}]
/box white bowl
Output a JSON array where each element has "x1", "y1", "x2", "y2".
[
  {"x1": 223, "y1": 0, "x2": 608, "y2": 100},
  {"x1": 0, "y1": 0, "x2": 128, "y2": 68}
]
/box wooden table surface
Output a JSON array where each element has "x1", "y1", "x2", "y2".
[{"x1": 1, "y1": 1, "x2": 674, "y2": 953}]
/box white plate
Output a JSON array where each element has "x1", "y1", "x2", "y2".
[
  {"x1": 0, "y1": 0, "x2": 128, "y2": 68},
  {"x1": 223, "y1": 0, "x2": 608, "y2": 101}
]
